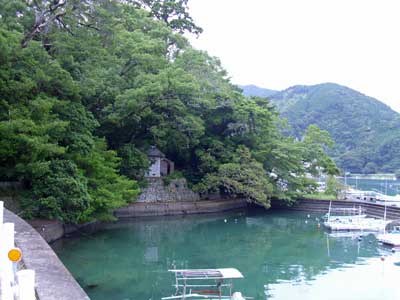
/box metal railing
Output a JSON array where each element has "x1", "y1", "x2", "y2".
[{"x1": 0, "y1": 201, "x2": 36, "y2": 300}]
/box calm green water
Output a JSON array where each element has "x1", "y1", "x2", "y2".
[{"x1": 53, "y1": 209, "x2": 400, "y2": 300}]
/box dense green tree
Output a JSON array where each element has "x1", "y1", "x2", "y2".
[
  {"x1": 74, "y1": 139, "x2": 140, "y2": 221},
  {"x1": 301, "y1": 125, "x2": 339, "y2": 176},
  {"x1": 133, "y1": 0, "x2": 203, "y2": 35},
  {"x1": 0, "y1": 0, "x2": 339, "y2": 223},
  {"x1": 118, "y1": 144, "x2": 150, "y2": 180},
  {"x1": 325, "y1": 175, "x2": 343, "y2": 198},
  {"x1": 22, "y1": 159, "x2": 91, "y2": 222},
  {"x1": 195, "y1": 146, "x2": 274, "y2": 208},
  {"x1": 0, "y1": 22, "x2": 139, "y2": 223}
]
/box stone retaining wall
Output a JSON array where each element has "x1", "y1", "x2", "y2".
[
  {"x1": 138, "y1": 178, "x2": 200, "y2": 202},
  {"x1": 115, "y1": 199, "x2": 248, "y2": 218},
  {"x1": 4, "y1": 209, "x2": 90, "y2": 300},
  {"x1": 275, "y1": 198, "x2": 400, "y2": 220}
]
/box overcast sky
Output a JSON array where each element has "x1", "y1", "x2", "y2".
[{"x1": 187, "y1": 0, "x2": 400, "y2": 113}]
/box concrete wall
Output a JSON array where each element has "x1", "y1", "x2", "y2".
[
  {"x1": 275, "y1": 198, "x2": 400, "y2": 220},
  {"x1": 28, "y1": 219, "x2": 65, "y2": 244},
  {"x1": 115, "y1": 198, "x2": 248, "y2": 218},
  {"x1": 4, "y1": 209, "x2": 90, "y2": 300}
]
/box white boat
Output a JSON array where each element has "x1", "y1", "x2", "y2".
[
  {"x1": 377, "y1": 225, "x2": 400, "y2": 247},
  {"x1": 162, "y1": 268, "x2": 252, "y2": 300},
  {"x1": 378, "y1": 233, "x2": 400, "y2": 246},
  {"x1": 323, "y1": 203, "x2": 389, "y2": 232},
  {"x1": 325, "y1": 218, "x2": 389, "y2": 231}
]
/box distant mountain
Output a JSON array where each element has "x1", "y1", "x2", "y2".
[
  {"x1": 240, "y1": 85, "x2": 277, "y2": 98},
  {"x1": 244, "y1": 83, "x2": 400, "y2": 173}
]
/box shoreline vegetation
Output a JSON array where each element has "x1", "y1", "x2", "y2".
[{"x1": 0, "y1": 0, "x2": 339, "y2": 225}]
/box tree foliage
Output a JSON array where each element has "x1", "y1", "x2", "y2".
[
  {"x1": 0, "y1": 0, "x2": 337, "y2": 222},
  {"x1": 195, "y1": 147, "x2": 274, "y2": 208},
  {"x1": 133, "y1": 0, "x2": 203, "y2": 35},
  {"x1": 0, "y1": 20, "x2": 139, "y2": 223}
]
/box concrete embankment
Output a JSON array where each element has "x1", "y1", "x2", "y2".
[
  {"x1": 27, "y1": 199, "x2": 248, "y2": 243},
  {"x1": 114, "y1": 199, "x2": 248, "y2": 218},
  {"x1": 275, "y1": 198, "x2": 400, "y2": 220},
  {"x1": 4, "y1": 209, "x2": 90, "y2": 300}
]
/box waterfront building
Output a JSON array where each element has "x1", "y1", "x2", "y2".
[{"x1": 146, "y1": 146, "x2": 174, "y2": 177}]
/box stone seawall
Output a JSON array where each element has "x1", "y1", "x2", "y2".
[
  {"x1": 275, "y1": 199, "x2": 400, "y2": 220},
  {"x1": 115, "y1": 199, "x2": 248, "y2": 218},
  {"x1": 138, "y1": 178, "x2": 200, "y2": 202},
  {"x1": 4, "y1": 209, "x2": 90, "y2": 300}
]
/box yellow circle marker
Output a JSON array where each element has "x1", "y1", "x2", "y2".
[{"x1": 8, "y1": 248, "x2": 22, "y2": 262}]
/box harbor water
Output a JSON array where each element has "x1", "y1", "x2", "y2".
[
  {"x1": 339, "y1": 177, "x2": 400, "y2": 196},
  {"x1": 53, "y1": 209, "x2": 400, "y2": 300}
]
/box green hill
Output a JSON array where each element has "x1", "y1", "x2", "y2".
[
  {"x1": 245, "y1": 83, "x2": 400, "y2": 173},
  {"x1": 240, "y1": 85, "x2": 277, "y2": 98}
]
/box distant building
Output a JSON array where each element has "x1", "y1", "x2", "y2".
[{"x1": 147, "y1": 146, "x2": 174, "y2": 177}]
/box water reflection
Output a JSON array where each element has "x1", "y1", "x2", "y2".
[
  {"x1": 53, "y1": 209, "x2": 400, "y2": 300},
  {"x1": 266, "y1": 256, "x2": 400, "y2": 300}
]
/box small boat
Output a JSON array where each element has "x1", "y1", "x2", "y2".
[
  {"x1": 325, "y1": 218, "x2": 389, "y2": 231},
  {"x1": 377, "y1": 225, "x2": 400, "y2": 247},
  {"x1": 378, "y1": 233, "x2": 400, "y2": 246},
  {"x1": 162, "y1": 268, "x2": 252, "y2": 300},
  {"x1": 322, "y1": 208, "x2": 367, "y2": 222},
  {"x1": 323, "y1": 203, "x2": 389, "y2": 232},
  {"x1": 323, "y1": 206, "x2": 365, "y2": 229}
]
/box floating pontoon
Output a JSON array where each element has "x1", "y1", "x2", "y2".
[{"x1": 162, "y1": 268, "x2": 251, "y2": 300}]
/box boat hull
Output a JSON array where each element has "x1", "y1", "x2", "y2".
[{"x1": 377, "y1": 233, "x2": 400, "y2": 247}]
